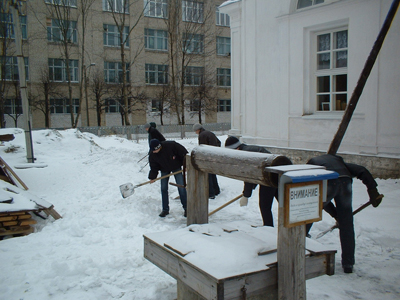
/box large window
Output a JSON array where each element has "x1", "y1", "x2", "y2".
[
  {"x1": 4, "y1": 98, "x2": 23, "y2": 115},
  {"x1": 1, "y1": 56, "x2": 29, "y2": 81},
  {"x1": 315, "y1": 29, "x2": 348, "y2": 111},
  {"x1": 0, "y1": 13, "x2": 27, "y2": 39},
  {"x1": 184, "y1": 66, "x2": 204, "y2": 86},
  {"x1": 217, "y1": 68, "x2": 231, "y2": 87},
  {"x1": 216, "y1": 6, "x2": 230, "y2": 26},
  {"x1": 103, "y1": 0, "x2": 129, "y2": 13},
  {"x1": 104, "y1": 24, "x2": 129, "y2": 47},
  {"x1": 47, "y1": 19, "x2": 77, "y2": 43},
  {"x1": 183, "y1": 33, "x2": 204, "y2": 54},
  {"x1": 48, "y1": 58, "x2": 78, "y2": 82},
  {"x1": 297, "y1": 0, "x2": 324, "y2": 9},
  {"x1": 105, "y1": 99, "x2": 122, "y2": 113},
  {"x1": 144, "y1": 0, "x2": 168, "y2": 18},
  {"x1": 190, "y1": 99, "x2": 200, "y2": 112},
  {"x1": 50, "y1": 98, "x2": 79, "y2": 114},
  {"x1": 182, "y1": 1, "x2": 204, "y2": 23},
  {"x1": 145, "y1": 64, "x2": 168, "y2": 84},
  {"x1": 144, "y1": 29, "x2": 168, "y2": 51},
  {"x1": 218, "y1": 99, "x2": 231, "y2": 112},
  {"x1": 104, "y1": 61, "x2": 130, "y2": 83},
  {"x1": 151, "y1": 99, "x2": 162, "y2": 112},
  {"x1": 45, "y1": 0, "x2": 77, "y2": 7},
  {"x1": 216, "y1": 36, "x2": 230, "y2": 56}
]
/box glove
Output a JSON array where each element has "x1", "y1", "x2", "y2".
[
  {"x1": 239, "y1": 196, "x2": 248, "y2": 207},
  {"x1": 368, "y1": 188, "x2": 384, "y2": 208}
]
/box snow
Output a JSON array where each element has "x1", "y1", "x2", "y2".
[{"x1": 0, "y1": 127, "x2": 399, "y2": 300}]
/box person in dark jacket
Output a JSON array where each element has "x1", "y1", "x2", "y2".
[
  {"x1": 148, "y1": 139, "x2": 188, "y2": 217},
  {"x1": 144, "y1": 123, "x2": 166, "y2": 146},
  {"x1": 307, "y1": 154, "x2": 384, "y2": 274},
  {"x1": 193, "y1": 123, "x2": 221, "y2": 199},
  {"x1": 225, "y1": 136, "x2": 278, "y2": 227}
]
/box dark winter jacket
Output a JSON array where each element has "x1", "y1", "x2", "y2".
[
  {"x1": 238, "y1": 144, "x2": 272, "y2": 197},
  {"x1": 307, "y1": 154, "x2": 377, "y2": 190},
  {"x1": 198, "y1": 128, "x2": 221, "y2": 147},
  {"x1": 148, "y1": 141, "x2": 188, "y2": 180},
  {"x1": 147, "y1": 126, "x2": 166, "y2": 145}
]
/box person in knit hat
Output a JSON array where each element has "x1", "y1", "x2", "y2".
[
  {"x1": 144, "y1": 123, "x2": 165, "y2": 148},
  {"x1": 193, "y1": 123, "x2": 221, "y2": 199},
  {"x1": 225, "y1": 136, "x2": 278, "y2": 227}
]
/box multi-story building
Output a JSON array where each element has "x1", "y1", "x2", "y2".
[{"x1": 1, "y1": 0, "x2": 231, "y2": 128}]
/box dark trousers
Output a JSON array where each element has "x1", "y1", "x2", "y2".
[
  {"x1": 259, "y1": 185, "x2": 278, "y2": 227},
  {"x1": 208, "y1": 173, "x2": 220, "y2": 197},
  {"x1": 160, "y1": 169, "x2": 187, "y2": 212}
]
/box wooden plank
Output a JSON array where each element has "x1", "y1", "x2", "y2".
[
  {"x1": 2, "y1": 220, "x2": 18, "y2": 226},
  {"x1": 0, "y1": 225, "x2": 33, "y2": 236},
  {"x1": 186, "y1": 155, "x2": 209, "y2": 226},
  {"x1": 0, "y1": 215, "x2": 18, "y2": 222},
  {"x1": 19, "y1": 219, "x2": 37, "y2": 226},
  {"x1": 17, "y1": 213, "x2": 32, "y2": 220}
]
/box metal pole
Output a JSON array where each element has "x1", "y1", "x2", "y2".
[{"x1": 10, "y1": 1, "x2": 34, "y2": 162}]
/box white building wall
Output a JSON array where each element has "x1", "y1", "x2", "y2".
[{"x1": 221, "y1": 0, "x2": 400, "y2": 156}]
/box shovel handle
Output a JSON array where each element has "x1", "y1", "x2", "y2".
[
  {"x1": 136, "y1": 170, "x2": 183, "y2": 188},
  {"x1": 208, "y1": 194, "x2": 243, "y2": 216}
]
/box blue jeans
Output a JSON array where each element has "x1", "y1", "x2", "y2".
[
  {"x1": 326, "y1": 178, "x2": 355, "y2": 267},
  {"x1": 160, "y1": 169, "x2": 187, "y2": 212}
]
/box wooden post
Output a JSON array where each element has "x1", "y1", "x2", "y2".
[
  {"x1": 186, "y1": 155, "x2": 209, "y2": 225},
  {"x1": 327, "y1": 0, "x2": 400, "y2": 155}
]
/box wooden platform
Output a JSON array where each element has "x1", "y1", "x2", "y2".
[{"x1": 144, "y1": 221, "x2": 336, "y2": 300}]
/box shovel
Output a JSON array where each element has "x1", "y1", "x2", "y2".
[
  {"x1": 119, "y1": 170, "x2": 183, "y2": 198},
  {"x1": 208, "y1": 194, "x2": 243, "y2": 216}
]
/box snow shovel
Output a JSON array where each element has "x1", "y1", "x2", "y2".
[
  {"x1": 119, "y1": 170, "x2": 183, "y2": 198},
  {"x1": 208, "y1": 194, "x2": 243, "y2": 216},
  {"x1": 316, "y1": 200, "x2": 373, "y2": 239}
]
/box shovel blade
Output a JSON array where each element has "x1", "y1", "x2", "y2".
[{"x1": 120, "y1": 182, "x2": 135, "y2": 198}]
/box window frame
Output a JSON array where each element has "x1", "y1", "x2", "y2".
[
  {"x1": 1, "y1": 56, "x2": 29, "y2": 81},
  {"x1": 182, "y1": 1, "x2": 204, "y2": 23},
  {"x1": 144, "y1": 28, "x2": 168, "y2": 51},
  {"x1": 104, "y1": 98, "x2": 122, "y2": 113},
  {"x1": 312, "y1": 26, "x2": 348, "y2": 112},
  {"x1": 144, "y1": 0, "x2": 168, "y2": 18},
  {"x1": 103, "y1": 0, "x2": 129, "y2": 14},
  {"x1": 45, "y1": 0, "x2": 77, "y2": 7},
  {"x1": 297, "y1": 0, "x2": 324, "y2": 10},
  {"x1": 216, "y1": 36, "x2": 231, "y2": 56},
  {"x1": 103, "y1": 24, "x2": 130, "y2": 47},
  {"x1": 217, "y1": 99, "x2": 231, "y2": 112},
  {"x1": 0, "y1": 13, "x2": 27, "y2": 39},
  {"x1": 217, "y1": 68, "x2": 231, "y2": 87},
  {"x1": 183, "y1": 33, "x2": 204, "y2": 54},
  {"x1": 151, "y1": 99, "x2": 163, "y2": 112},
  {"x1": 4, "y1": 98, "x2": 23, "y2": 115},
  {"x1": 47, "y1": 19, "x2": 77, "y2": 44},
  {"x1": 184, "y1": 66, "x2": 204, "y2": 86},
  {"x1": 48, "y1": 58, "x2": 78, "y2": 82},
  {"x1": 50, "y1": 98, "x2": 79, "y2": 114},
  {"x1": 216, "y1": 6, "x2": 230, "y2": 27},
  {"x1": 104, "y1": 61, "x2": 130, "y2": 83},
  {"x1": 145, "y1": 63, "x2": 168, "y2": 85}
]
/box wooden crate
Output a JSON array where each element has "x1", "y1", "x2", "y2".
[{"x1": 0, "y1": 211, "x2": 36, "y2": 239}]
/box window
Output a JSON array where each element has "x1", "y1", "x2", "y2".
[
  {"x1": 104, "y1": 24, "x2": 129, "y2": 47},
  {"x1": 0, "y1": 13, "x2": 27, "y2": 39},
  {"x1": 315, "y1": 29, "x2": 348, "y2": 111},
  {"x1": 216, "y1": 6, "x2": 230, "y2": 26},
  {"x1": 144, "y1": 29, "x2": 168, "y2": 51},
  {"x1": 47, "y1": 19, "x2": 77, "y2": 43},
  {"x1": 190, "y1": 99, "x2": 200, "y2": 112},
  {"x1": 145, "y1": 64, "x2": 168, "y2": 84},
  {"x1": 103, "y1": 0, "x2": 129, "y2": 13},
  {"x1": 48, "y1": 58, "x2": 78, "y2": 82},
  {"x1": 105, "y1": 99, "x2": 122, "y2": 113},
  {"x1": 4, "y1": 98, "x2": 23, "y2": 115},
  {"x1": 217, "y1": 68, "x2": 231, "y2": 87},
  {"x1": 45, "y1": 0, "x2": 77, "y2": 7},
  {"x1": 104, "y1": 61, "x2": 130, "y2": 83},
  {"x1": 216, "y1": 36, "x2": 230, "y2": 56},
  {"x1": 151, "y1": 99, "x2": 162, "y2": 112},
  {"x1": 184, "y1": 66, "x2": 204, "y2": 85},
  {"x1": 182, "y1": 1, "x2": 204, "y2": 23},
  {"x1": 297, "y1": 0, "x2": 324, "y2": 9},
  {"x1": 144, "y1": 0, "x2": 168, "y2": 18},
  {"x1": 50, "y1": 98, "x2": 79, "y2": 114},
  {"x1": 1, "y1": 56, "x2": 29, "y2": 81},
  {"x1": 218, "y1": 99, "x2": 231, "y2": 112},
  {"x1": 183, "y1": 33, "x2": 204, "y2": 54}
]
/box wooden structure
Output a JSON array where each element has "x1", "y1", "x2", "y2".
[{"x1": 144, "y1": 145, "x2": 338, "y2": 299}]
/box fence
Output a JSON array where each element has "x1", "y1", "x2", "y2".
[{"x1": 74, "y1": 123, "x2": 231, "y2": 141}]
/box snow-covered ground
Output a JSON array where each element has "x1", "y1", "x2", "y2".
[{"x1": 0, "y1": 128, "x2": 399, "y2": 300}]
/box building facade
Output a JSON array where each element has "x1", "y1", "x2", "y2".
[
  {"x1": 221, "y1": 0, "x2": 400, "y2": 158},
  {"x1": 1, "y1": 0, "x2": 231, "y2": 128}
]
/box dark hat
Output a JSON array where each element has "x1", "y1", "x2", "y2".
[
  {"x1": 150, "y1": 139, "x2": 161, "y2": 151},
  {"x1": 225, "y1": 136, "x2": 241, "y2": 149},
  {"x1": 144, "y1": 123, "x2": 151, "y2": 129},
  {"x1": 193, "y1": 123, "x2": 203, "y2": 131}
]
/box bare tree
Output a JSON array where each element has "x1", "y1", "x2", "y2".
[{"x1": 90, "y1": 69, "x2": 109, "y2": 126}]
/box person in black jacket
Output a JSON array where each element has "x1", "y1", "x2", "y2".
[
  {"x1": 193, "y1": 123, "x2": 221, "y2": 199},
  {"x1": 307, "y1": 154, "x2": 384, "y2": 274},
  {"x1": 225, "y1": 136, "x2": 278, "y2": 227},
  {"x1": 144, "y1": 123, "x2": 166, "y2": 147},
  {"x1": 148, "y1": 139, "x2": 188, "y2": 217}
]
